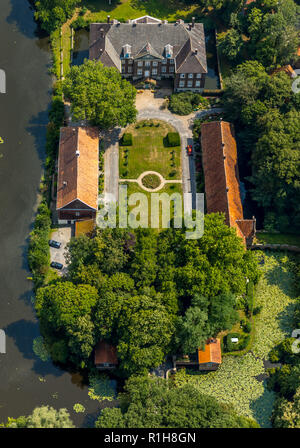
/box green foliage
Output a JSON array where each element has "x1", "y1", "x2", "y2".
[
  {"x1": 169, "y1": 92, "x2": 209, "y2": 115},
  {"x1": 28, "y1": 202, "x2": 51, "y2": 288},
  {"x1": 34, "y1": 0, "x2": 80, "y2": 34},
  {"x1": 218, "y1": 28, "x2": 244, "y2": 62},
  {"x1": 88, "y1": 373, "x2": 116, "y2": 402},
  {"x1": 269, "y1": 338, "x2": 299, "y2": 365},
  {"x1": 5, "y1": 406, "x2": 75, "y2": 428},
  {"x1": 35, "y1": 281, "x2": 98, "y2": 367},
  {"x1": 32, "y1": 336, "x2": 50, "y2": 362},
  {"x1": 272, "y1": 386, "x2": 300, "y2": 428},
  {"x1": 166, "y1": 132, "x2": 181, "y2": 147},
  {"x1": 95, "y1": 375, "x2": 259, "y2": 428},
  {"x1": 35, "y1": 215, "x2": 259, "y2": 375},
  {"x1": 63, "y1": 60, "x2": 137, "y2": 129},
  {"x1": 222, "y1": 61, "x2": 300, "y2": 232},
  {"x1": 73, "y1": 403, "x2": 85, "y2": 413},
  {"x1": 120, "y1": 133, "x2": 133, "y2": 146},
  {"x1": 176, "y1": 293, "x2": 239, "y2": 354}
]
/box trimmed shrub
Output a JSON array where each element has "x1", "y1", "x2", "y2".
[
  {"x1": 120, "y1": 133, "x2": 133, "y2": 146},
  {"x1": 169, "y1": 92, "x2": 209, "y2": 115},
  {"x1": 166, "y1": 132, "x2": 180, "y2": 147}
]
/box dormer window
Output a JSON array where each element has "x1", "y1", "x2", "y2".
[
  {"x1": 165, "y1": 44, "x2": 173, "y2": 59},
  {"x1": 123, "y1": 44, "x2": 132, "y2": 58}
]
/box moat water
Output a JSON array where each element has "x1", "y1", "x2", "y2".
[{"x1": 0, "y1": 0, "x2": 111, "y2": 427}]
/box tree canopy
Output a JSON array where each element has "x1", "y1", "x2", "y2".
[
  {"x1": 62, "y1": 60, "x2": 137, "y2": 129},
  {"x1": 34, "y1": 0, "x2": 80, "y2": 34},
  {"x1": 3, "y1": 406, "x2": 75, "y2": 428},
  {"x1": 95, "y1": 375, "x2": 259, "y2": 428},
  {"x1": 35, "y1": 215, "x2": 259, "y2": 375}
]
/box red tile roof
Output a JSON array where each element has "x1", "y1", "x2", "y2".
[
  {"x1": 94, "y1": 341, "x2": 118, "y2": 366},
  {"x1": 201, "y1": 121, "x2": 256, "y2": 246},
  {"x1": 198, "y1": 338, "x2": 222, "y2": 365},
  {"x1": 57, "y1": 127, "x2": 99, "y2": 211}
]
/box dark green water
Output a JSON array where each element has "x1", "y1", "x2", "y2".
[{"x1": 0, "y1": 0, "x2": 109, "y2": 427}]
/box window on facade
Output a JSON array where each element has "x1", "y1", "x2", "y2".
[
  {"x1": 187, "y1": 81, "x2": 193, "y2": 87},
  {"x1": 137, "y1": 69, "x2": 143, "y2": 75},
  {"x1": 179, "y1": 81, "x2": 185, "y2": 87},
  {"x1": 188, "y1": 73, "x2": 193, "y2": 79},
  {"x1": 196, "y1": 73, "x2": 201, "y2": 79},
  {"x1": 128, "y1": 67, "x2": 132, "y2": 73},
  {"x1": 169, "y1": 59, "x2": 174, "y2": 64},
  {"x1": 162, "y1": 59, "x2": 167, "y2": 64},
  {"x1": 152, "y1": 61, "x2": 158, "y2": 67},
  {"x1": 137, "y1": 61, "x2": 143, "y2": 67},
  {"x1": 169, "y1": 66, "x2": 174, "y2": 73},
  {"x1": 195, "y1": 80, "x2": 200, "y2": 87},
  {"x1": 152, "y1": 69, "x2": 157, "y2": 75},
  {"x1": 121, "y1": 60, "x2": 125, "y2": 65},
  {"x1": 145, "y1": 61, "x2": 151, "y2": 67},
  {"x1": 161, "y1": 66, "x2": 167, "y2": 73},
  {"x1": 180, "y1": 74, "x2": 186, "y2": 79},
  {"x1": 128, "y1": 59, "x2": 133, "y2": 64}
]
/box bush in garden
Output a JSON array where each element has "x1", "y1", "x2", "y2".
[
  {"x1": 169, "y1": 92, "x2": 209, "y2": 115},
  {"x1": 166, "y1": 132, "x2": 180, "y2": 147},
  {"x1": 243, "y1": 321, "x2": 252, "y2": 334},
  {"x1": 120, "y1": 133, "x2": 133, "y2": 146}
]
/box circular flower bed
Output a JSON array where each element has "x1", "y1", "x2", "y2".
[{"x1": 141, "y1": 173, "x2": 161, "y2": 190}]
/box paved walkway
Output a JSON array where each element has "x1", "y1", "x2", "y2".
[{"x1": 119, "y1": 170, "x2": 182, "y2": 193}]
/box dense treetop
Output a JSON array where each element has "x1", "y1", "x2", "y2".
[
  {"x1": 62, "y1": 60, "x2": 137, "y2": 129},
  {"x1": 35, "y1": 214, "x2": 259, "y2": 375},
  {"x1": 95, "y1": 375, "x2": 260, "y2": 428}
]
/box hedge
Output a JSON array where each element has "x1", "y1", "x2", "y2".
[
  {"x1": 28, "y1": 202, "x2": 51, "y2": 289},
  {"x1": 166, "y1": 132, "x2": 180, "y2": 147},
  {"x1": 120, "y1": 133, "x2": 133, "y2": 146}
]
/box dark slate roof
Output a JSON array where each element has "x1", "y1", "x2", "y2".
[{"x1": 89, "y1": 21, "x2": 207, "y2": 73}]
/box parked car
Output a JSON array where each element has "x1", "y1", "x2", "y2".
[
  {"x1": 187, "y1": 145, "x2": 193, "y2": 156},
  {"x1": 49, "y1": 240, "x2": 61, "y2": 249},
  {"x1": 50, "y1": 261, "x2": 63, "y2": 270}
]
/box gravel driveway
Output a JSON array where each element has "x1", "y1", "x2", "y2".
[{"x1": 49, "y1": 226, "x2": 72, "y2": 276}]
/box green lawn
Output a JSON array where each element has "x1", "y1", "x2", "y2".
[
  {"x1": 120, "y1": 181, "x2": 183, "y2": 228},
  {"x1": 173, "y1": 252, "x2": 298, "y2": 427},
  {"x1": 119, "y1": 120, "x2": 182, "y2": 180},
  {"x1": 256, "y1": 232, "x2": 300, "y2": 248},
  {"x1": 83, "y1": 0, "x2": 200, "y2": 22}
]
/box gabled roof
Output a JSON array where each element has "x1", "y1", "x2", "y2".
[
  {"x1": 135, "y1": 42, "x2": 164, "y2": 60},
  {"x1": 201, "y1": 121, "x2": 256, "y2": 246},
  {"x1": 198, "y1": 339, "x2": 222, "y2": 364},
  {"x1": 95, "y1": 340, "x2": 118, "y2": 365},
  {"x1": 57, "y1": 127, "x2": 99, "y2": 211},
  {"x1": 89, "y1": 20, "x2": 207, "y2": 73},
  {"x1": 131, "y1": 15, "x2": 162, "y2": 24}
]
